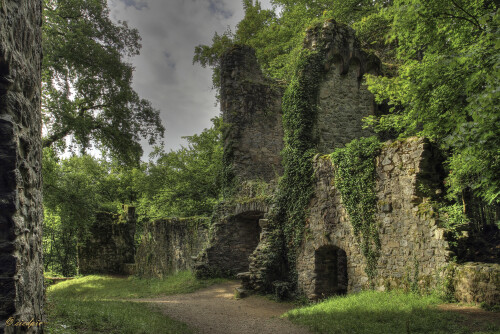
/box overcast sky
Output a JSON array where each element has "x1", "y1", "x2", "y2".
[{"x1": 108, "y1": 0, "x2": 274, "y2": 159}]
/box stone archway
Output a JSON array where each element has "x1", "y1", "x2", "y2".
[
  {"x1": 232, "y1": 210, "x2": 263, "y2": 272},
  {"x1": 314, "y1": 245, "x2": 348, "y2": 298}
]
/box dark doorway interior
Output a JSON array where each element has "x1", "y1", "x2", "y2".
[
  {"x1": 232, "y1": 211, "x2": 263, "y2": 272},
  {"x1": 314, "y1": 245, "x2": 348, "y2": 298}
]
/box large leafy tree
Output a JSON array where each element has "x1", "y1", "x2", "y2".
[
  {"x1": 365, "y1": 0, "x2": 499, "y2": 204},
  {"x1": 42, "y1": 0, "x2": 164, "y2": 163}
]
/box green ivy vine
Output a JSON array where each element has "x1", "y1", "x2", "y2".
[
  {"x1": 269, "y1": 47, "x2": 326, "y2": 283},
  {"x1": 330, "y1": 136, "x2": 382, "y2": 281}
]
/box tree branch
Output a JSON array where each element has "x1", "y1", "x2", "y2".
[
  {"x1": 43, "y1": 126, "x2": 72, "y2": 148},
  {"x1": 449, "y1": 0, "x2": 483, "y2": 31}
]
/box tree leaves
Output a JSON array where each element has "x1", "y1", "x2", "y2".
[
  {"x1": 42, "y1": 0, "x2": 164, "y2": 164},
  {"x1": 365, "y1": 0, "x2": 499, "y2": 203}
]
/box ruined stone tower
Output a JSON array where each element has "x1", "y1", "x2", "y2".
[
  {"x1": 220, "y1": 45, "x2": 284, "y2": 183},
  {"x1": 0, "y1": 1, "x2": 44, "y2": 332},
  {"x1": 303, "y1": 20, "x2": 381, "y2": 152}
]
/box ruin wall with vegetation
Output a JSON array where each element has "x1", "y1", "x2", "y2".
[
  {"x1": 192, "y1": 20, "x2": 499, "y2": 305},
  {"x1": 134, "y1": 218, "x2": 210, "y2": 278},
  {"x1": 77, "y1": 209, "x2": 136, "y2": 275},
  {"x1": 297, "y1": 138, "x2": 450, "y2": 298}
]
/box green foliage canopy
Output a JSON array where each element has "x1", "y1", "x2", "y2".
[
  {"x1": 42, "y1": 0, "x2": 164, "y2": 163},
  {"x1": 136, "y1": 118, "x2": 223, "y2": 221},
  {"x1": 42, "y1": 148, "x2": 136, "y2": 275},
  {"x1": 364, "y1": 0, "x2": 499, "y2": 204}
]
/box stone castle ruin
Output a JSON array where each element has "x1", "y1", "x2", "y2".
[
  {"x1": 74, "y1": 19, "x2": 500, "y2": 306},
  {"x1": 187, "y1": 20, "x2": 498, "y2": 304},
  {"x1": 2, "y1": 5, "x2": 498, "y2": 333}
]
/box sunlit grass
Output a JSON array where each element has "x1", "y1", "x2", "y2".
[
  {"x1": 46, "y1": 271, "x2": 226, "y2": 333},
  {"x1": 48, "y1": 270, "x2": 226, "y2": 300},
  {"x1": 285, "y1": 290, "x2": 499, "y2": 334}
]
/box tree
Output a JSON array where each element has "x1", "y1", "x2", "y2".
[
  {"x1": 42, "y1": 147, "x2": 143, "y2": 275},
  {"x1": 364, "y1": 0, "x2": 499, "y2": 204},
  {"x1": 42, "y1": 149, "x2": 109, "y2": 275},
  {"x1": 136, "y1": 118, "x2": 223, "y2": 220},
  {"x1": 42, "y1": 0, "x2": 164, "y2": 163}
]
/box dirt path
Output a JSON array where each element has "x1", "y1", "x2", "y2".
[{"x1": 133, "y1": 281, "x2": 311, "y2": 334}]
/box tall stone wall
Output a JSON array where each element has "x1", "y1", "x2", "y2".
[
  {"x1": 297, "y1": 138, "x2": 450, "y2": 299},
  {"x1": 303, "y1": 20, "x2": 381, "y2": 153},
  {"x1": 77, "y1": 210, "x2": 136, "y2": 275},
  {"x1": 135, "y1": 218, "x2": 210, "y2": 278},
  {"x1": 0, "y1": 1, "x2": 44, "y2": 333},
  {"x1": 220, "y1": 45, "x2": 284, "y2": 182}
]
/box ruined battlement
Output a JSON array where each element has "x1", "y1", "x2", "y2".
[{"x1": 306, "y1": 20, "x2": 381, "y2": 152}]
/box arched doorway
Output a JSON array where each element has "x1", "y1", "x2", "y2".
[{"x1": 314, "y1": 245, "x2": 348, "y2": 298}]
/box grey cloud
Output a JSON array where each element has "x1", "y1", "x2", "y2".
[
  {"x1": 120, "y1": 0, "x2": 148, "y2": 10},
  {"x1": 110, "y1": 0, "x2": 274, "y2": 158},
  {"x1": 207, "y1": 0, "x2": 233, "y2": 19}
]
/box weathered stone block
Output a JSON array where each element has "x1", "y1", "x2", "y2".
[{"x1": 453, "y1": 262, "x2": 500, "y2": 306}]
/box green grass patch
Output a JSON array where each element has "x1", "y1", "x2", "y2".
[
  {"x1": 48, "y1": 270, "x2": 226, "y2": 300},
  {"x1": 46, "y1": 271, "x2": 227, "y2": 333},
  {"x1": 284, "y1": 290, "x2": 499, "y2": 334},
  {"x1": 45, "y1": 299, "x2": 191, "y2": 334}
]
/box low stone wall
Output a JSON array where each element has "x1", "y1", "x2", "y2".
[
  {"x1": 452, "y1": 262, "x2": 500, "y2": 306},
  {"x1": 297, "y1": 138, "x2": 451, "y2": 299},
  {"x1": 135, "y1": 218, "x2": 209, "y2": 278},
  {"x1": 78, "y1": 212, "x2": 136, "y2": 275}
]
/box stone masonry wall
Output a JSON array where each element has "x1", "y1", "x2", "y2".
[
  {"x1": 220, "y1": 45, "x2": 284, "y2": 182},
  {"x1": 452, "y1": 262, "x2": 500, "y2": 306},
  {"x1": 195, "y1": 201, "x2": 269, "y2": 278},
  {"x1": 297, "y1": 138, "x2": 450, "y2": 299},
  {"x1": 0, "y1": 1, "x2": 44, "y2": 333},
  {"x1": 303, "y1": 20, "x2": 380, "y2": 153},
  {"x1": 135, "y1": 218, "x2": 209, "y2": 278},
  {"x1": 77, "y1": 210, "x2": 136, "y2": 275},
  {"x1": 317, "y1": 60, "x2": 376, "y2": 152}
]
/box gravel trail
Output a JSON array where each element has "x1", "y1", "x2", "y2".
[{"x1": 132, "y1": 281, "x2": 311, "y2": 334}]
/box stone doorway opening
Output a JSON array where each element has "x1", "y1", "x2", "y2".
[
  {"x1": 314, "y1": 245, "x2": 348, "y2": 298},
  {"x1": 233, "y1": 211, "x2": 263, "y2": 272}
]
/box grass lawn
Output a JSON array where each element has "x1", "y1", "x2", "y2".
[
  {"x1": 284, "y1": 290, "x2": 500, "y2": 334},
  {"x1": 45, "y1": 271, "x2": 226, "y2": 334}
]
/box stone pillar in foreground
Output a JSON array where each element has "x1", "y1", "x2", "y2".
[{"x1": 0, "y1": 0, "x2": 44, "y2": 333}]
